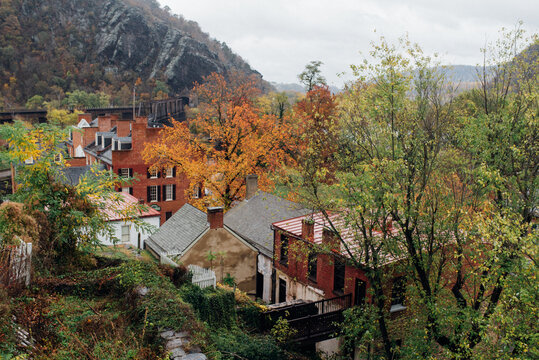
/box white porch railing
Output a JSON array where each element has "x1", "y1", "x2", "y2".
[{"x1": 188, "y1": 264, "x2": 216, "y2": 289}]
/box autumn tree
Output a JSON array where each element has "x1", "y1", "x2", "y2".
[
  {"x1": 143, "y1": 71, "x2": 289, "y2": 210},
  {"x1": 292, "y1": 85, "x2": 339, "y2": 182}
]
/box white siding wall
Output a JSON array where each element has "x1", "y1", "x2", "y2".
[
  {"x1": 257, "y1": 254, "x2": 273, "y2": 303},
  {"x1": 97, "y1": 216, "x2": 160, "y2": 248}
]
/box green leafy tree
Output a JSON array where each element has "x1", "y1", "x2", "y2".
[
  {"x1": 0, "y1": 121, "x2": 152, "y2": 270},
  {"x1": 294, "y1": 32, "x2": 538, "y2": 359},
  {"x1": 298, "y1": 60, "x2": 326, "y2": 91},
  {"x1": 61, "y1": 90, "x2": 110, "y2": 108},
  {"x1": 25, "y1": 94, "x2": 44, "y2": 109}
]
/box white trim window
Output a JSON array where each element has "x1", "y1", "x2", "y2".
[
  {"x1": 149, "y1": 168, "x2": 158, "y2": 179},
  {"x1": 121, "y1": 225, "x2": 130, "y2": 243},
  {"x1": 166, "y1": 167, "x2": 174, "y2": 178},
  {"x1": 121, "y1": 187, "x2": 131, "y2": 194},
  {"x1": 120, "y1": 168, "x2": 130, "y2": 178},
  {"x1": 149, "y1": 185, "x2": 158, "y2": 202},
  {"x1": 165, "y1": 184, "x2": 174, "y2": 201}
]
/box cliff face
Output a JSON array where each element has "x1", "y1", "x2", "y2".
[
  {"x1": 0, "y1": 0, "x2": 266, "y2": 105},
  {"x1": 94, "y1": 0, "x2": 227, "y2": 89}
]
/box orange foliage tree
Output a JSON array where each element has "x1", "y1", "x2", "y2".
[
  {"x1": 143, "y1": 72, "x2": 289, "y2": 210},
  {"x1": 291, "y1": 85, "x2": 339, "y2": 185}
]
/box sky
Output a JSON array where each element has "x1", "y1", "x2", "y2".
[{"x1": 159, "y1": 0, "x2": 539, "y2": 88}]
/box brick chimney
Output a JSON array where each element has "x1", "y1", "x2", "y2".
[
  {"x1": 322, "y1": 227, "x2": 340, "y2": 252},
  {"x1": 245, "y1": 174, "x2": 258, "y2": 200},
  {"x1": 78, "y1": 113, "x2": 92, "y2": 124},
  {"x1": 207, "y1": 207, "x2": 224, "y2": 229},
  {"x1": 301, "y1": 218, "x2": 315, "y2": 241}
]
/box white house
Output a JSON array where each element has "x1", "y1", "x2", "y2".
[{"x1": 97, "y1": 192, "x2": 160, "y2": 248}]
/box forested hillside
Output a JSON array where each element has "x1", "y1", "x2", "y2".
[{"x1": 0, "y1": 0, "x2": 268, "y2": 108}]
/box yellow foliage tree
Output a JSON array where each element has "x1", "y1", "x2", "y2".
[{"x1": 144, "y1": 72, "x2": 290, "y2": 210}]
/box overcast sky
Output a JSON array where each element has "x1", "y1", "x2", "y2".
[{"x1": 160, "y1": 0, "x2": 539, "y2": 87}]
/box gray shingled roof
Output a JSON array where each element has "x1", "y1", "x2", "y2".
[
  {"x1": 60, "y1": 164, "x2": 106, "y2": 186},
  {"x1": 224, "y1": 191, "x2": 310, "y2": 257},
  {"x1": 145, "y1": 204, "x2": 209, "y2": 256}
]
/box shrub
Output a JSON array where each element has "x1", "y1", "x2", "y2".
[
  {"x1": 181, "y1": 285, "x2": 236, "y2": 329},
  {"x1": 0, "y1": 287, "x2": 17, "y2": 355},
  {"x1": 211, "y1": 330, "x2": 286, "y2": 360}
]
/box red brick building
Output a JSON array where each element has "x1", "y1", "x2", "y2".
[
  {"x1": 272, "y1": 212, "x2": 405, "y2": 312},
  {"x1": 66, "y1": 113, "x2": 191, "y2": 224}
]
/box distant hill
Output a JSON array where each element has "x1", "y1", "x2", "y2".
[
  {"x1": 0, "y1": 0, "x2": 270, "y2": 107},
  {"x1": 272, "y1": 82, "x2": 342, "y2": 94}
]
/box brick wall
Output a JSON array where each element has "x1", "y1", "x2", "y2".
[
  {"x1": 273, "y1": 230, "x2": 370, "y2": 305},
  {"x1": 112, "y1": 119, "x2": 190, "y2": 224}
]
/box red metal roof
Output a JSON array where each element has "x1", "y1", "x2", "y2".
[
  {"x1": 273, "y1": 211, "x2": 399, "y2": 263},
  {"x1": 100, "y1": 192, "x2": 160, "y2": 222}
]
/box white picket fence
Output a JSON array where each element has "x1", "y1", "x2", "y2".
[
  {"x1": 188, "y1": 264, "x2": 216, "y2": 289},
  {"x1": 0, "y1": 242, "x2": 32, "y2": 288}
]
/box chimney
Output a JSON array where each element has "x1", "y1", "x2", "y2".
[
  {"x1": 207, "y1": 207, "x2": 224, "y2": 229},
  {"x1": 301, "y1": 218, "x2": 314, "y2": 241},
  {"x1": 245, "y1": 174, "x2": 258, "y2": 200},
  {"x1": 78, "y1": 113, "x2": 92, "y2": 124},
  {"x1": 322, "y1": 227, "x2": 340, "y2": 252}
]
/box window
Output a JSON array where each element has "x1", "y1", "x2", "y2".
[
  {"x1": 193, "y1": 185, "x2": 202, "y2": 199},
  {"x1": 280, "y1": 235, "x2": 289, "y2": 265},
  {"x1": 121, "y1": 225, "x2": 130, "y2": 243},
  {"x1": 121, "y1": 187, "x2": 132, "y2": 195},
  {"x1": 333, "y1": 258, "x2": 345, "y2": 294},
  {"x1": 149, "y1": 168, "x2": 158, "y2": 179},
  {"x1": 308, "y1": 252, "x2": 317, "y2": 282},
  {"x1": 278, "y1": 278, "x2": 287, "y2": 303},
  {"x1": 148, "y1": 185, "x2": 158, "y2": 202},
  {"x1": 354, "y1": 279, "x2": 366, "y2": 306},
  {"x1": 165, "y1": 211, "x2": 173, "y2": 221},
  {"x1": 165, "y1": 184, "x2": 174, "y2": 201},
  {"x1": 165, "y1": 167, "x2": 174, "y2": 178},
  {"x1": 120, "y1": 168, "x2": 131, "y2": 178},
  {"x1": 390, "y1": 276, "x2": 406, "y2": 312}
]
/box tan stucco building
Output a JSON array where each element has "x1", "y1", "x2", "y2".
[{"x1": 145, "y1": 205, "x2": 259, "y2": 294}]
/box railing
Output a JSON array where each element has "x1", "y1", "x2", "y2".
[
  {"x1": 265, "y1": 293, "x2": 352, "y2": 323},
  {"x1": 263, "y1": 293, "x2": 352, "y2": 342},
  {"x1": 188, "y1": 264, "x2": 216, "y2": 289},
  {"x1": 289, "y1": 309, "x2": 345, "y2": 342}
]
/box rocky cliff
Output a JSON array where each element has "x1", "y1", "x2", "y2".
[{"x1": 0, "y1": 0, "x2": 267, "y2": 106}]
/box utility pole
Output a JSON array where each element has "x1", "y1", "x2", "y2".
[{"x1": 132, "y1": 83, "x2": 136, "y2": 121}]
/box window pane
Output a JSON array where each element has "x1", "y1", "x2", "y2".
[
  {"x1": 391, "y1": 277, "x2": 406, "y2": 306},
  {"x1": 121, "y1": 225, "x2": 130, "y2": 243},
  {"x1": 165, "y1": 184, "x2": 173, "y2": 200},
  {"x1": 120, "y1": 168, "x2": 130, "y2": 178},
  {"x1": 333, "y1": 259, "x2": 345, "y2": 293},
  {"x1": 150, "y1": 186, "x2": 158, "y2": 202},
  {"x1": 280, "y1": 236, "x2": 289, "y2": 265},
  {"x1": 308, "y1": 252, "x2": 317, "y2": 281},
  {"x1": 166, "y1": 167, "x2": 173, "y2": 177}
]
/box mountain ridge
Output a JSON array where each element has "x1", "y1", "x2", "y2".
[{"x1": 0, "y1": 0, "x2": 269, "y2": 107}]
